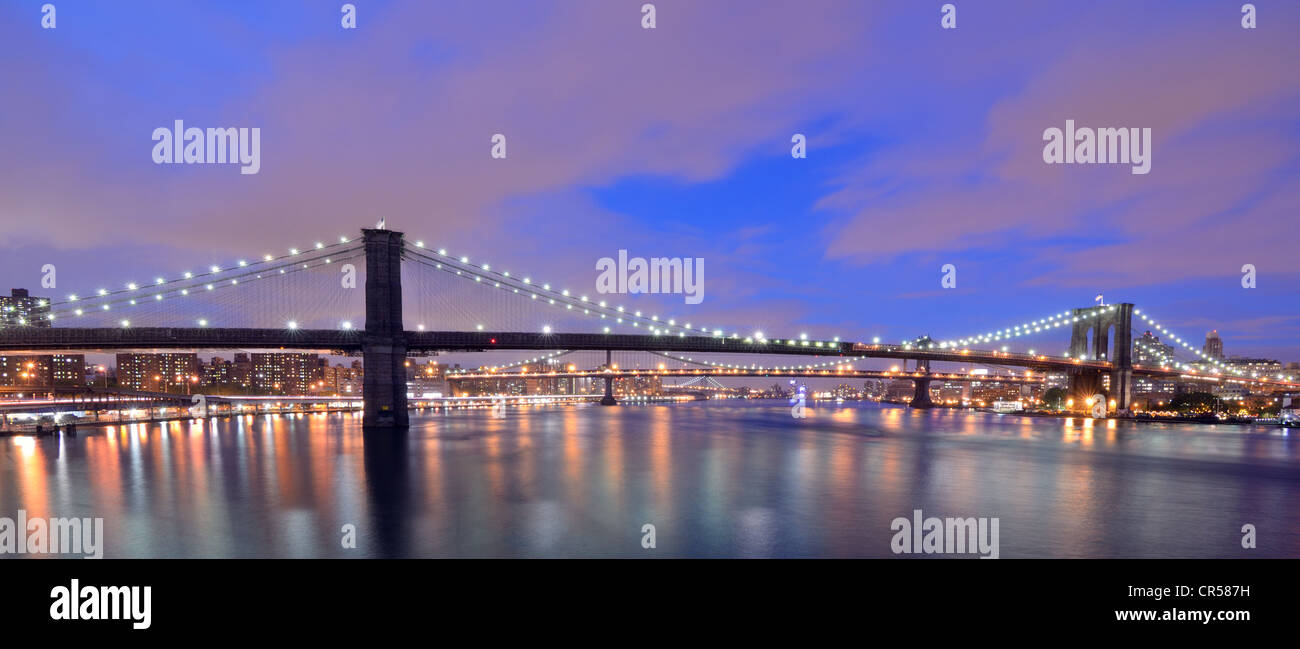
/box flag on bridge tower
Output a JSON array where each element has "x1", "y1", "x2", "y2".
[
  {"x1": 376, "y1": 218, "x2": 387, "y2": 230},
  {"x1": 1095, "y1": 294, "x2": 1104, "y2": 306}
]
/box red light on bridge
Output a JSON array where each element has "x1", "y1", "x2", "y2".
[{"x1": 490, "y1": 338, "x2": 496, "y2": 344}]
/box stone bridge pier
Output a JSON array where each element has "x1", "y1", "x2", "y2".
[
  {"x1": 362, "y1": 228, "x2": 409, "y2": 430},
  {"x1": 600, "y1": 349, "x2": 617, "y2": 406},
  {"x1": 909, "y1": 359, "x2": 934, "y2": 408},
  {"x1": 1066, "y1": 303, "x2": 1134, "y2": 414}
]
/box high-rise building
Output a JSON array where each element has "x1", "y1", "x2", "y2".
[
  {"x1": 51, "y1": 354, "x2": 86, "y2": 386},
  {"x1": 1133, "y1": 331, "x2": 1175, "y2": 366},
  {"x1": 116, "y1": 353, "x2": 200, "y2": 391},
  {"x1": 0, "y1": 354, "x2": 85, "y2": 387},
  {"x1": 251, "y1": 353, "x2": 321, "y2": 395},
  {"x1": 0, "y1": 288, "x2": 52, "y2": 327},
  {"x1": 1203, "y1": 330, "x2": 1224, "y2": 360}
]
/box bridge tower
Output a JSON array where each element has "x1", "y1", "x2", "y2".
[
  {"x1": 1067, "y1": 302, "x2": 1134, "y2": 413},
  {"x1": 909, "y1": 358, "x2": 934, "y2": 408},
  {"x1": 362, "y1": 228, "x2": 409, "y2": 430},
  {"x1": 600, "y1": 349, "x2": 617, "y2": 406}
]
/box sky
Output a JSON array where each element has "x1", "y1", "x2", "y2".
[{"x1": 1, "y1": 0, "x2": 1298, "y2": 366}]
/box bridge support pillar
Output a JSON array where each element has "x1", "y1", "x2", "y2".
[
  {"x1": 362, "y1": 228, "x2": 409, "y2": 430},
  {"x1": 909, "y1": 377, "x2": 934, "y2": 408},
  {"x1": 600, "y1": 350, "x2": 617, "y2": 405},
  {"x1": 1111, "y1": 368, "x2": 1133, "y2": 413},
  {"x1": 601, "y1": 376, "x2": 617, "y2": 406}
]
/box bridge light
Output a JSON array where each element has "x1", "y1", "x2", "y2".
[
  {"x1": 127, "y1": 283, "x2": 137, "y2": 290},
  {"x1": 342, "y1": 321, "x2": 352, "y2": 330},
  {"x1": 542, "y1": 326, "x2": 552, "y2": 334},
  {"x1": 198, "y1": 319, "x2": 208, "y2": 327},
  {"x1": 287, "y1": 321, "x2": 298, "y2": 330},
  {"x1": 603, "y1": 327, "x2": 610, "y2": 333},
  {"x1": 155, "y1": 294, "x2": 163, "y2": 301},
  {"x1": 290, "y1": 249, "x2": 299, "y2": 255},
  {"x1": 417, "y1": 324, "x2": 425, "y2": 331},
  {"x1": 120, "y1": 320, "x2": 130, "y2": 328},
  {"x1": 97, "y1": 289, "x2": 108, "y2": 296}
]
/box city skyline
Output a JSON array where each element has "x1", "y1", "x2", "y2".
[{"x1": 1, "y1": 1, "x2": 1297, "y2": 363}]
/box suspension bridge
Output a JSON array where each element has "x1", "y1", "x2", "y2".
[{"x1": 2, "y1": 228, "x2": 1296, "y2": 429}]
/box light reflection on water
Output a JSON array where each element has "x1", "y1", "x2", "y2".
[{"x1": 1, "y1": 401, "x2": 1297, "y2": 558}]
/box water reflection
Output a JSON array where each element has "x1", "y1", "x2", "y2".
[{"x1": 1, "y1": 402, "x2": 1297, "y2": 558}]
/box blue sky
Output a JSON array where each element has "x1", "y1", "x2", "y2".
[{"x1": 1, "y1": 1, "x2": 1297, "y2": 364}]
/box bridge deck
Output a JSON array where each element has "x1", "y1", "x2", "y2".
[{"x1": 2, "y1": 327, "x2": 1296, "y2": 389}]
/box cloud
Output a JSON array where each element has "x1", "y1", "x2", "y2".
[{"x1": 821, "y1": 4, "x2": 1300, "y2": 288}]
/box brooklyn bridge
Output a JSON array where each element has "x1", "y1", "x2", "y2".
[{"x1": 2, "y1": 228, "x2": 1295, "y2": 429}]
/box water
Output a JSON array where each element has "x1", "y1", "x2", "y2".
[{"x1": 2, "y1": 401, "x2": 1297, "y2": 558}]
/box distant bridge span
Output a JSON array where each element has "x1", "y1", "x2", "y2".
[
  {"x1": 0, "y1": 327, "x2": 1105, "y2": 371},
  {"x1": 3, "y1": 327, "x2": 1296, "y2": 390}
]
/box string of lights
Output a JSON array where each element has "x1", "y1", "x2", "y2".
[
  {"x1": 53, "y1": 236, "x2": 361, "y2": 308},
  {"x1": 931, "y1": 305, "x2": 1118, "y2": 352},
  {"x1": 646, "y1": 350, "x2": 858, "y2": 372},
  {"x1": 403, "y1": 240, "x2": 851, "y2": 347},
  {"x1": 446, "y1": 350, "x2": 571, "y2": 374},
  {"x1": 45, "y1": 246, "x2": 365, "y2": 326},
  {"x1": 1134, "y1": 309, "x2": 1244, "y2": 376}
]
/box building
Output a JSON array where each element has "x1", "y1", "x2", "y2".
[
  {"x1": 250, "y1": 353, "x2": 321, "y2": 395},
  {"x1": 1133, "y1": 331, "x2": 1175, "y2": 367},
  {"x1": 200, "y1": 356, "x2": 254, "y2": 393},
  {"x1": 407, "y1": 360, "x2": 444, "y2": 397},
  {"x1": 1222, "y1": 356, "x2": 1282, "y2": 379},
  {"x1": 50, "y1": 354, "x2": 86, "y2": 386},
  {"x1": 0, "y1": 288, "x2": 51, "y2": 327},
  {"x1": 116, "y1": 353, "x2": 201, "y2": 391},
  {"x1": 0, "y1": 354, "x2": 85, "y2": 387},
  {"x1": 1203, "y1": 330, "x2": 1224, "y2": 360}
]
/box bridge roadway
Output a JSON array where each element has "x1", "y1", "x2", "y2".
[{"x1": 2, "y1": 327, "x2": 1297, "y2": 389}]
